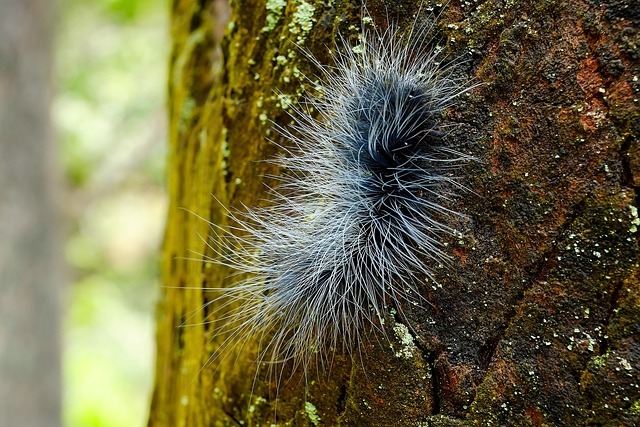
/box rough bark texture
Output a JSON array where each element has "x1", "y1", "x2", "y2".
[
  {"x1": 149, "y1": 0, "x2": 639, "y2": 426},
  {"x1": 0, "y1": 1, "x2": 63, "y2": 426}
]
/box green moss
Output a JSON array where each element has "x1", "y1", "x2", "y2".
[
  {"x1": 629, "y1": 400, "x2": 640, "y2": 415},
  {"x1": 172, "y1": 29, "x2": 206, "y2": 88},
  {"x1": 589, "y1": 351, "x2": 610, "y2": 370},
  {"x1": 178, "y1": 97, "x2": 196, "y2": 133}
]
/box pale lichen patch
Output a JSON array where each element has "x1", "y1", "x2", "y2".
[
  {"x1": 262, "y1": 0, "x2": 287, "y2": 33},
  {"x1": 392, "y1": 323, "x2": 417, "y2": 359},
  {"x1": 289, "y1": 0, "x2": 316, "y2": 44},
  {"x1": 304, "y1": 401, "x2": 321, "y2": 426}
]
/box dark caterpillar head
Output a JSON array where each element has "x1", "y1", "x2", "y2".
[{"x1": 351, "y1": 78, "x2": 441, "y2": 169}]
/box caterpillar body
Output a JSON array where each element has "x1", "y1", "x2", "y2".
[{"x1": 204, "y1": 9, "x2": 474, "y2": 380}]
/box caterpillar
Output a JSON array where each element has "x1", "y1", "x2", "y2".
[{"x1": 203, "y1": 7, "x2": 475, "y2": 382}]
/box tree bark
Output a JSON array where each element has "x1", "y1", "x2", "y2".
[
  {"x1": 0, "y1": 1, "x2": 63, "y2": 426},
  {"x1": 149, "y1": 0, "x2": 639, "y2": 426}
]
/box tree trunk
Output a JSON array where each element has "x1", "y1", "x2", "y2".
[
  {"x1": 149, "y1": 0, "x2": 639, "y2": 425},
  {"x1": 0, "y1": 1, "x2": 63, "y2": 426}
]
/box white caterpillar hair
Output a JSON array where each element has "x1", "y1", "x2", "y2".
[{"x1": 202, "y1": 9, "x2": 474, "y2": 380}]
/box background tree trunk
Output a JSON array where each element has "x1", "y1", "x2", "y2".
[
  {"x1": 149, "y1": 0, "x2": 639, "y2": 425},
  {"x1": 0, "y1": 1, "x2": 63, "y2": 426}
]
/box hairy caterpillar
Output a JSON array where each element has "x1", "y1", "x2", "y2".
[{"x1": 202, "y1": 8, "x2": 475, "y2": 382}]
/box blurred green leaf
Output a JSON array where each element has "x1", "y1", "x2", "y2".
[{"x1": 56, "y1": 0, "x2": 168, "y2": 426}]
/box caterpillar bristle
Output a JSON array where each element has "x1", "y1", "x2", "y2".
[{"x1": 199, "y1": 8, "x2": 475, "y2": 386}]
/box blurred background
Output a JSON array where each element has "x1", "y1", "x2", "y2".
[
  {"x1": 1, "y1": 0, "x2": 166, "y2": 424},
  {"x1": 57, "y1": 0, "x2": 168, "y2": 426}
]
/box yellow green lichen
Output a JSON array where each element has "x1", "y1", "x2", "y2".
[
  {"x1": 277, "y1": 93, "x2": 293, "y2": 109},
  {"x1": 629, "y1": 205, "x2": 639, "y2": 233},
  {"x1": 262, "y1": 0, "x2": 287, "y2": 32},
  {"x1": 289, "y1": 0, "x2": 316, "y2": 44},
  {"x1": 305, "y1": 401, "x2": 321, "y2": 425}
]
